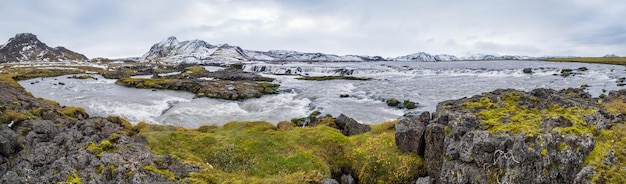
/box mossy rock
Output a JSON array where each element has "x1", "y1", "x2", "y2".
[
  {"x1": 59, "y1": 106, "x2": 89, "y2": 120},
  {"x1": 386, "y1": 98, "x2": 400, "y2": 107}
]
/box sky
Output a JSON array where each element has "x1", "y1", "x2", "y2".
[{"x1": 1, "y1": 0, "x2": 625, "y2": 58}]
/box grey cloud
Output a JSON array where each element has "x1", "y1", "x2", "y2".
[{"x1": 0, "y1": 0, "x2": 624, "y2": 58}]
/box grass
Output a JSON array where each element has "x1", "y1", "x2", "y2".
[
  {"x1": 140, "y1": 121, "x2": 424, "y2": 183},
  {"x1": 296, "y1": 76, "x2": 372, "y2": 81},
  {"x1": 546, "y1": 57, "x2": 626, "y2": 65}
]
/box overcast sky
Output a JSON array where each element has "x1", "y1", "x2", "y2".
[{"x1": 1, "y1": 0, "x2": 625, "y2": 58}]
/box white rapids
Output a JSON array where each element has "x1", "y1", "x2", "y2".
[{"x1": 19, "y1": 61, "x2": 626, "y2": 128}]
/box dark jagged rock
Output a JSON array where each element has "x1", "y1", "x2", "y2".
[
  {"x1": 0, "y1": 33, "x2": 88, "y2": 63},
  {"x1": 334, "y1": 114, "x2": 370, "y2": 136},
  {"x1": 395, "y1": 112, "x2": 430, "y2": 155}
]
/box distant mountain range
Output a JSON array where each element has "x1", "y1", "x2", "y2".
[
  {"x1": 140, "y1": 36, "x2": 549, "y2": 64},
  {"x1": 0, "y1": 33, "x2": 617, "y2": 64},
  {"x1": 0, "y1": 33, "x2": 87, "y2": 63}
]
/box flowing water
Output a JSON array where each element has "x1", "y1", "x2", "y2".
[{"x1": 19, "y1": 61, "x2": 626, "y2": 128}]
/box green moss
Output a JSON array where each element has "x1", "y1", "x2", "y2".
[
  {"x1": 541, "y1": 149, "x2": 548, "y2": 156},
  {"x1": 386, "y1": 98, "x2": 399, "y2": 107},
  {"x1": 106, "y1": 116, "x2": 135, "y2": 136},
  {"x1": 66, "y1": 172, "x2": 83, "y2": 184},
  {"x1": 0, "y1": 74, "x2": 23, "y2": 88},
  {"x1": 404, "y1": 100, "x2": 416, "y2": 109},
  {"x1": 583, "y1": 124, "x2": 626, "y2": 183},
  {"x1": 144, "y1": 165, "x2": 176, "y2": 181},
  {"x1": 37, "y1": 98, "x2": 60, "y2": 106},
  {"x1": 0, "y1": 109, "x2": 35, "y2": 124},
  {"x1": 184, "y1": 66, "x2": 207, "y2": 74},
  {"x1": 558, "y1": 143, "x2": 569, "y2": 151},
  {"x1": 256, "y1": 82, "x2": 280, "y2": 94},
  {"x1": 86, "y1": 139, "x2": 118, "y2": 158},
  {"x1": 141, "y1": 121, "x2": 424, "y2": 183},
  {"x1": 296, "y1": 76, "x2": 372, "y2": 81},
  {"x1": 463, "y1": 91, "x2": 596, "y2": 135},
  {"x1": 59, "y1": 106, "x2": 89, "y2": 119},
  {"x1": 108, "y1": 133, "x2": 120, "y2": 142}
]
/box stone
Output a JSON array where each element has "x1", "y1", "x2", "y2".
[
  {"x1": 602, "y1": 150, "x2": 617, "y2": 166},
  {"x1": 340, "y1": 174, "x2": 355, "y2": 184},
  {"x1": 522, "y1": 68, "x2": 533, "y2": 74},
  {"x1": 0, "y1": 125, "x2": 21, "y2": 157},
  {"x1": 424, "y1": 123, "x2": 446, "y2": 181},
  {"x1": 415, "y1": 176, "x2": 434, "y2": 184},
  {"x1": 395, "y1": 116, "x2": 427, "y2": 155},
  {"x1": 573, "y1": 166, "x2": 596, "y2": 184},
  {"x1": 321, "y1": 178, "x2": 340, "y2": 184},
  {"x1": 334, "y1": 114, "x2": 371, "y2": 136}
]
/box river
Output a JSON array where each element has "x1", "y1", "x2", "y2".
[{"x1": 19, "y1": 61, "x2": 626, "y2": 128}]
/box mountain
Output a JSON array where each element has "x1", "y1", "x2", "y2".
[
  {"x1": 603, "y1": 54, "x2": 619, "y2": 58},
  {"x1": 141, "y1": 36, "x2": 386, "y2": 64},
  {"x1": 141, "y1": 37, "x2": 253, "y2": 64},
  {"x1": 391, "y1": 52, "x2": 459, "y2": 61},
  {"x1": 142, "y1": 36, "x2": 218, "y2": 64},
  {"x1": 140, "y1": 36, "x2": 547, "y2": 64},
  {"x1": 0, "y1": 33, "x2": 88, "y2": 63},
  {"x1": 460, "y1": 53, "x2": 531, "y2": 61}
]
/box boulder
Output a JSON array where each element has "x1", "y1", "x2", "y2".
[
  {"x1": 522, "y1": 68, "x2": 533, "y2": 74},
  {"x1": 395, "y1": 112, "x2": 430, "y2": 155},
  {"x1": 335, "y1": 114, "x2": 370, "y2": 136}
]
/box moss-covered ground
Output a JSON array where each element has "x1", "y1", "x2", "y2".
[
  {"x1": 139, "y1": 121, "x2": 425, "y2": 183},
  {"x1": 581, "y1": 95, "x2": 626, "y2": 183},
  {"x1": 546, "y1": 57, "x2": 626, "y2": 66},
  {"x1": 461, "y1": 91, "x2": 597, "y2": 136}
]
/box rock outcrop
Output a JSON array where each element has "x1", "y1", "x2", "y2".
[
  {"x1": 0, "y1": 33, "x2": 88, "y2": 63},
  {"x1": 115, "y1": 65, "x2": 279, "y2": 100},
  {"x1": 0, "y1": 78, "x2": 194, "y2": 183},
  {"x1": 398, "y1": 88, "x2": 618, "y2": 183}
]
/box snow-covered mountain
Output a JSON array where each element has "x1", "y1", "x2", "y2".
[
  {"x1": 460, "y1": 53, "x2": 532, "y2": 61},
  {"x1": 141, "y1": 36, "x2": 386, "y2": 64},
  {"x1": 0, "y1": 33, "x2": 88, "y2": 63},
  {"x1": 140, "y1": 36, "x2": 545, "y2": 64},
  {"x1": 391, "y1": 52, "x2": 459, "y2": 61},
  {"x1": 255, "y1": 50, "x2": 385, "y2": 61}
]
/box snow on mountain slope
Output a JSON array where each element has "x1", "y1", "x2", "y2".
[
  {"x1": 460, "y1": 53, "x2": 531, "y2": 61},
  {"x1": 140, "y1": 36, "x2": 540, "y2": 64},
  {"x1": 0, "y1": 33, "x2": 88, "y2": 63},
  {"x1": 141, "y1": 36, "x2": 220, "y2": 64},
  {"x1": 391, "y1": 52, "x2": 459, "y2": 61}
]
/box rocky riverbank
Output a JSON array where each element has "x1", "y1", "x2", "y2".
[{"x1": 0, "y1": 75, "x2": 197, "y2": 183}]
